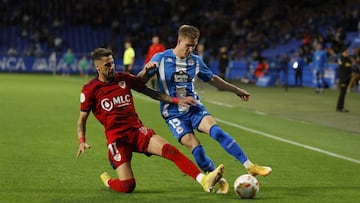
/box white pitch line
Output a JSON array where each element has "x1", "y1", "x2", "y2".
[
  {"x1": 207, "y1": 100, "x2": 233, "y2": 108},
  {"x1": 133, "y1": 92, "x2": 360, "y2": 164},
  {"x1": 215, "y1": 118, "x2": 360, "y2": 164}
]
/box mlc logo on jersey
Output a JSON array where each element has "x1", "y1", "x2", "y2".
[
  {"x1": 101, "y1": 94, "x2": 131, "y2": 111},
  {"x1": 101, "y1": 98, "x2": 114, "y2": 111}
]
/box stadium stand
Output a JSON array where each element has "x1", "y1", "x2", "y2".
[{"x1": 1, "y1": 0, "x2": 360, "y2": 89}]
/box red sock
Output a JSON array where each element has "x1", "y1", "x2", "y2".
[
  {"x1": 108, "y1": 178, "x2": 136, "y2": 193},
  {"x1": 162, "y1": 144, "x2": 201, "y2": 180}
]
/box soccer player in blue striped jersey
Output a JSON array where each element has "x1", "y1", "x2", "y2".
[
  {"x1": 312, "y1": 43, "x2": 328, "y2": 93},
  {"x1": 138, "y1": 25, "x2": 272, "y2": 194}
]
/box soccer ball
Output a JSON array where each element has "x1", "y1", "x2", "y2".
[{"x1": 234, "y1": 174, "x2": 259, "y2": 199}]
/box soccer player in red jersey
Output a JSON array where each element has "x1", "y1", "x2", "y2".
[
  {"x1": 145, "y1": 35, "x2": 165, "y2": 89},
  {"x1": 145, "y1": 36, "x2": 165, "y2": 64},
  {"x1": 76, "y1": 48, "x2": 224, "y2": 193}
]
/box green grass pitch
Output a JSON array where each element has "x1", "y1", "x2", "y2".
[{"x1": 0, "y1": 73, "x2": 359, "y2": 203}]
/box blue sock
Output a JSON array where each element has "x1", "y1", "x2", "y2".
[
  {"x1": 210, "y1": 125, "x2": 248, "y2": 163},
  {"x1": 192, "y1": 145, "x2": 215, "y2": 172}
]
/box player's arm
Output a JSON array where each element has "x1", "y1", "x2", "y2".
[
  {"x1": 137, "y1": 62, "x2": 158, "y2": 83},
  {"x1": 141, "y1": 86, "x2": 196, "y2": 107},
  {"x1": 76, "y1": 111, "x2": 91, "y2": 158},
  {"x1": 208, "y1": 75, "x2": 250, "y2": 101}
]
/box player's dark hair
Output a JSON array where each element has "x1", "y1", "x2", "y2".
[
  {"x1": 91, "y1": 48, "x2": 113, "y2": 61},
  {"x1": 178, "y1": 25, "x2": 200, "y2": 39}
]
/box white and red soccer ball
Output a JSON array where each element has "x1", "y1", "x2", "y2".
[{"x1": 234, "y1": 174, "x2": 259, "y2": 199}]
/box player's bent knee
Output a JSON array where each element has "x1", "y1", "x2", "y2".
[{"x1": 123, "y1": 181, "x2": 136, "y2": 193}]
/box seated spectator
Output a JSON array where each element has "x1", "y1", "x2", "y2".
[
  {"x1": 7, "y1": 47, "x2": 18, "y2": 56},
  {"x1": 254, "y1": 58, "x2": 269, "y2": 79}
]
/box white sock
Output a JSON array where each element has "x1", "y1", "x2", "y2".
[
  {"x1": 196, "y1": 173, "x2": 205, "y2": 184},
  {"x1": 243, "y1": 160, "x2": 252, "y2": 169}
]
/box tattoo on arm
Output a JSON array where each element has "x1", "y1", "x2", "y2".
[{"x1": 143, "y1": 87, "x2": 172, "y2": 103}]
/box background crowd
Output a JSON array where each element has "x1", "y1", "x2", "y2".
[
  {"x1": 0, "y1": 0, "x2": 360, "y2": 89},
  {"x1": 1, "y1": 0, "x2": 359, "y2": 57}
]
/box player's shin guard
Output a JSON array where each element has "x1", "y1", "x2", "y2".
[
  {"x1": 162, "y1": 144, "x2": 201, "y2": 180},
  {"x1": 210, "y1": 125, "x2": 248, "y2": 163},
  {"x1": 192, "y1": 145, "x2": 215, "y2": 172},
  {"x1": 108, "y1": 178, "x2": 136, "y2": 193}
]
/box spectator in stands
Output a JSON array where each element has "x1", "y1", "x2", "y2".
[
  {"x1": 292, "y1": 51, "x2": 305, "y2": 87},
  {"x1": 123, "y1": 41, "x2": 135, "y2": 74},
  {"x1": 336, "y1": 46, "x2": 352, "y2": 112},
  {"x1": 79, "y1": 55, "x2": 89, "y2": 78},
  {"x1": 217, "y1": 45, "x2": 229, "y2": 81},
  {"x1": 254, "y1": 57, "x2": 269, "y2": 80},
  {"x1": 145, "y1": 35, "x2": 165, "y2": 89},
  {"x1": 145, "y1": 36, "x2": 165, "y2": 64},
  {"x1": 196, "y1": 43, "x2": 210, "y2": 65},
  {"x1": 62, "y1": 48, "x2": 75, "y2": 76},
  {"x1": 7, "y1": 47, "x2": 18, "y2": 56},
  {"x1": 33, "y1": 43, "x2": 43, "y2": 57},
  {"x1": 312, "y1": 43, "x2": 328, "y2": 93},
  {"x1": 54, "y1": 36, "x2": 63, "y2": 52},
  {"x1": 279, "y1": 53, "x2": 291, "y2": 90},
  {"x1": 332, "y1": 27, "x2": 346, "y2": 53},
  {"x1": 196, "y1": 43, "x2": 209, "y2": 93},
  {"x1": 49, "y1": 50, "x2": 57, "y2": 75},
  {"x1": 1, "y1": 0, "x2": 360, "y2": 65}
]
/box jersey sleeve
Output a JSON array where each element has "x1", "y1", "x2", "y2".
[
  {"x1": 148, "y1": 52, "x2": 162, "y2": 77},
  {"x1": 125, "y1": 73, "x2": 146, "y2": 92},
  {"x1": 197, "y1": 57, "x2": 214, "y2": 82},
  {"x1": 80, "y1": 84, "x2": 94, "y2": 112}
]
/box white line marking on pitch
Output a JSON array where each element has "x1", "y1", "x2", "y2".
[
  {"x1": 133, "y1": 92, "x2": 360, "y2": 164},
  {"x1": 207, "y1": 100, "x2": 233, "y2": 108},
  {"x1": 216, "y1": 118, "x2": 360, "y2": 164}
]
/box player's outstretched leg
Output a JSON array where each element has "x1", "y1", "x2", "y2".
[
  {"x1": 209, "y1": 125, "x2": 272, "y2": 177},
  {"x1": 247, "y1": 163, "x2": 272, "y2": 177},
  {"x1": 201, "y1": 164, "x2": 224, "y2": 192}
]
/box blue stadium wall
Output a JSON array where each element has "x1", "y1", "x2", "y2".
[{"x1": 0, "y1": 55, "x2": 338, "y2": 89}]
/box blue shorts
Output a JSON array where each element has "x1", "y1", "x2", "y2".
[{"x1": 165, "y1": 105, "x2": 211, "y2": 142}]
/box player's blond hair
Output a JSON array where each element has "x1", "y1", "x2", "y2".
[{"x1": 178, "y1": 25, "x2": 200, "y2": 39}]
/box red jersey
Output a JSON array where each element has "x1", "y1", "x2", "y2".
[
  {"x1": 145, "y1": 43, "x2": 165, "y2": 63},
  {"x1": 80, "y1": 72, "x2": 146, "y2": 143},
  {"x1": 254, "y1": 63, "x2": 269, "y2": 78}
]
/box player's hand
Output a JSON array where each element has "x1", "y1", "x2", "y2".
[
  {"x1": 178, "y1": 96, "x2": 197, "y2": 107},
  {"x1": 144, "y1": 62, "x2": 159, "y2": 72},
  {"x1": 76, "y1": 142, "x2": 91, "y2": 158},
  {"x1": 236, "y1": 89, "x2": 250, "y2": 101}
]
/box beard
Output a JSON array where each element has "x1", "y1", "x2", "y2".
[{"x1": 106, "y1": 71, "x2": 115, "y2": 81}]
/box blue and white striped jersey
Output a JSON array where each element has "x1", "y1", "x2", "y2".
[
  {"x1": 312, "y1": 50, "x2": 328, "y2": 72},
  {"x1": 148, "y1": 49, "x2": 214, "y2": 118}
]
